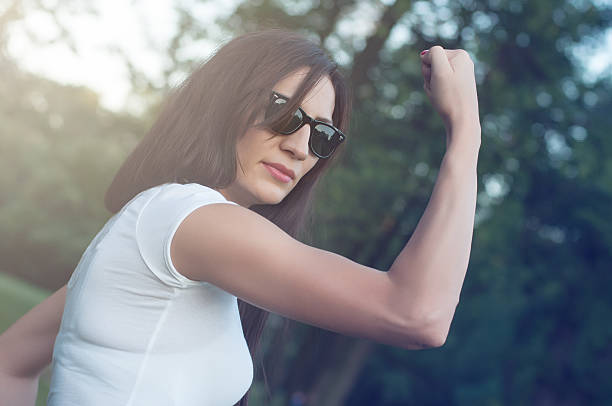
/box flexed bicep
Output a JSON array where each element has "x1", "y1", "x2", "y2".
[{"x1": 171, "y1": 203, "x2": 442, "y2": 350}]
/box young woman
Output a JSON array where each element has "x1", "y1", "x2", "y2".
[{"x1": 0, "y1": 29, "x2": 481, "y2": 405}]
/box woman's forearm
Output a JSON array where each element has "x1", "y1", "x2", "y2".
[
  {"x1": 0, "y1": 372, "x2": 39, "y2": 406},
  {"x1": 0, "y1": 285, "x2": 65, "y2": 406},
  {"x1": 388, "y1": 128, "x2": 480, "y2": 342},
  {"x1": 0, "y1": 284, "x2": 66, "y2": 379}
]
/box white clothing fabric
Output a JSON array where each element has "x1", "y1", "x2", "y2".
[{"x1": 47, "y1": 182, "x2": 253, "y2": 406}]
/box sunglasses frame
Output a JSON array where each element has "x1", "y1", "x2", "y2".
[{"x1": 266, "y1": 91, "x2": 346, "y2": 159}]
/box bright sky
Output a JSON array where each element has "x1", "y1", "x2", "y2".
[
  {"x1": 5, "y1": 0, "x2": 612, "y2": 116},
  {"x1": 4, "y1": 0, "x2": 238, "y2": 115}
]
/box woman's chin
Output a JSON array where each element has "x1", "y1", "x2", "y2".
[{"x1": 258, "y1": 188, "x2": 288, "y2": 206}]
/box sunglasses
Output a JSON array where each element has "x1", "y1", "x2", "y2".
[{"x1": 264, "y1": 91, "x2": 346, "y2": 159}]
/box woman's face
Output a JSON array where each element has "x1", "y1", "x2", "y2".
[{"x1": 216, "y1": 68, "x2": 336, "y2": 207}]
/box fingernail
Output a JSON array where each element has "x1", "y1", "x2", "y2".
[{"x1": 420, "y1": 50, "x2": 429, "y2": 55}]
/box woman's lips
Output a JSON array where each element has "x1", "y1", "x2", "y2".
[{"x1": 263, "y1": 163, "x2": 292, "y2": 183}]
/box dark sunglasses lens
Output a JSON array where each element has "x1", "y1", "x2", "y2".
[
  {"x1": 282, "y1": 109, "x2": 303, "y2": 134},
  {"x1": 264, "y1": 97, "x2": 285, "y2": 121},
  {"x1": 311, "y1": 124, "x2": 338, "y2": 157},
  {"x1": 265, "y1": 97, "x2": 304, "y2": 134}
]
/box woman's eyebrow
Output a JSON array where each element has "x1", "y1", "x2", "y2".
[{"x1": 275, "y1": 91, "x2": 334, "y2": 125}]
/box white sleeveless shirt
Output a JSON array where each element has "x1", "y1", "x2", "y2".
[{"x1": 47, "y1": 183, "x2": 253, "y2": 406}]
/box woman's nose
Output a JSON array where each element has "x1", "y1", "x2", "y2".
[{"x1": 280, "y1": 124, "x2": 310, "y2": 160}]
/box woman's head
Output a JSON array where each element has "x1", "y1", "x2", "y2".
[
  {"x1": 218, "y1": 67, "x2": 338, "y2": 207},
  {"x1": 105, "y1": 28, "x2": 352, "y2": 238}
]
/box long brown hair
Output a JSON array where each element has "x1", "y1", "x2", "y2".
[{"x1": 104, "y1": 29, "x2": 352, "y2": 405}]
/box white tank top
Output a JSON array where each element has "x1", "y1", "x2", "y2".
[{"x1": 47, "y1": 183, "x2": 253, "y2": 406}]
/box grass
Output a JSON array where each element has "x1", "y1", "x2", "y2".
[{"x1": 0, "y1": 272, "x2": 53, "y2": 406}]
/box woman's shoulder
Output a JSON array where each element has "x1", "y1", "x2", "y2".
[
  {"x1": 138, "y1": 182, "x2": 238, "y2": 210},
  {"x1": 158, "y1": 182, "x2": 235, "y2": 204}
]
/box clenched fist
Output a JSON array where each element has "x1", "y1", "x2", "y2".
[{"x1": 420, "y1": 46, "x2": 481, "y2": 147}]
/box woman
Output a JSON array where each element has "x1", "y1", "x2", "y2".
[{"x1": 0, "y1": 29, "x2": 481, "y2": 405}]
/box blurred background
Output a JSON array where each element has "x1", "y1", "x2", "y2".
[{"x1": 1, "y1": 0, "x2": 611, "y2": 405}]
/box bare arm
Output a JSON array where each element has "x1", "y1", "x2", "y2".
[
  {"x1": 0, "y1": 284, "x2": 67, "y2": 378},
  {"x1": 388, "y1": 132, "x2": 480, "y2": 346},
  {"x1": 171, "y1": 135, "x2": 478, "y2": 352},
  {"x1": 0, "y1": 283, "x2": 66, "y2": 405},
  {"x1": 172, "y1": 208, "x2": 436, "y2": 350},
  {"x1": 0, "y1": 373, "x2": 39, "y2": 406}
]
